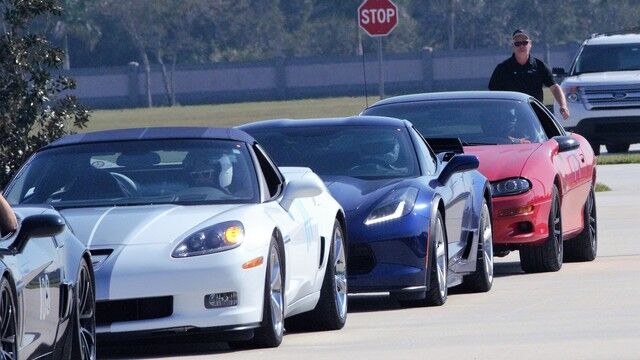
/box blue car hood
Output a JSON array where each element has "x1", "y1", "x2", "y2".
[{"x1": 322, "y1": 176, "x2": 406, "y2": 211}]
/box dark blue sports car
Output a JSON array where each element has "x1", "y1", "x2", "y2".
[{"x1": 240, "y1": 116, "x2": 494, "y2": 306}]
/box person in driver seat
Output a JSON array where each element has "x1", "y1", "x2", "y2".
[
  {"x1": 185, "y1": 151, "x2": 234, "y2": 193},
  {"x1": 482, "y1": 109, "x2": 531, "y2": 144},
  {"x1": 0, "y1": 194, "x2": 17, "y2": 236}
]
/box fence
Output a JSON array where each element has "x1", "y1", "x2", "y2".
[{"x1": 62, "y1": 43, "x2": 580, "y2": 109}]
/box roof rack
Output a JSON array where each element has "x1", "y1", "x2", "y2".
[{"x1": 591, "y1": 26, "x2": 640, "y2": 37}]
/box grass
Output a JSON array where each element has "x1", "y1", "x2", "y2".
[
  {"x1": 595, "y1": 183, "x2": 611, "y2": 192},
  {"x1": 597, "y1": 153, "x2": 640, "y2": 165},
  {"x1": 87, "y1": 96, "x2": 370, "y2": 131}
]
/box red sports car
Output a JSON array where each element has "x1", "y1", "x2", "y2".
[{"x1": 362, "y1": 91, "x2": 597, "y2": 272}]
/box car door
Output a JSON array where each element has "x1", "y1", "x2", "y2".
[
  {"x1": 9, "y1": 216, "x2": 62, "y2": 358},
  {"x1": 252, "y1": 145, "x2": 320, "y2": 308},
  {"x1": 531, "y1": 100, "x2": 584, "y2": 233}
]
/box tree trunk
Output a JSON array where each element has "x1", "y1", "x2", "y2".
[
  {"x1": 170, "y1": 53, "x2": 177, "y2": 106},
  {"x1": 155, "y1": 48, "x2": 173, "y2": 106},
  {"x1": 63, "y1": 33, "x2": 71, "y2": 70},
  {"x1": 448, "y1": 0, "x2": 455, "y2": 50},
  {"x1": 138, "y1": 47, "x2": 153, "y2": 108}
]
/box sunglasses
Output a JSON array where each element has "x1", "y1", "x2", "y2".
[{"x1": 513, "y1": 40, "x2": 530, "y2": 47}]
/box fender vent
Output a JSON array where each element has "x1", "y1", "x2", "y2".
[{"x1": 319, "y1": 236, "x2": 325, "y2": 269}]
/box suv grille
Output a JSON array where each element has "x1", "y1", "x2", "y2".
[
  {"x1": 581, "y1": 85, "x2": 640, "y2": 110},
  {"x1": 96, "y1": 296, "x2": 173, "y2": 326}
]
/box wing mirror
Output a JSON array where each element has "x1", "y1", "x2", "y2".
[
  {"x1": 280, "y1": 177, "x2": 323, "y2": 211},
  {"x1": 1, "y1": 214, "x2": 65, "y2": 255},
  {"x1": 438, "y1": 154, "x2": 479, "y2": 184},
  {"x1": 552, "y1": 67, "x2": 567, "y2": 77},
  {"x1": 553, "y1": 136, "x2": 580, "y2": 153}
]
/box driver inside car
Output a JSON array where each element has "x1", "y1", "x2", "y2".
[
  {"x1": 481, "y1": 109, "x2": 531, "y2": 144},
  {"x1": 0, "y1": 194, "x2": 17, "y2": 237}
]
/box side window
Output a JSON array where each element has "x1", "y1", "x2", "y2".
[
  {"x1": 410, "y1": 126, "x2": 437, "y2": 175},
  {"x1": 530, "y1": 100, "x2": 563, "y2": 138},
  {"x1": 253, "y1": 144, "x2": 284, "y2": 200}
]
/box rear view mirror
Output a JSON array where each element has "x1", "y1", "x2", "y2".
[
  {"x1": 438, "y1": 154, "x2": 479, "y2": 184},
  {"x1": 3, "y1": 214, "x2": 65, "y2": 255}
]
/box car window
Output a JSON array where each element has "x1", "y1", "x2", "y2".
[
  {"x1": 252, "y1": 144, "x2": 284, "y2": 200},
  {"x1": 363, "y1": 99, "x2": 548, "y2": 145},
  {"x1": 530, "y1": 100, "x2": 564, "y2": 138},
  {"x1": 247, "y1": 125, "x2": 420, "y2": 180},
  {"x1": 410, "y1": 126, "x2": 437, "y2": 175},
  {"x1": 4, "y1": 139, "x2": 259, "y2": 208},
  {"x1": 572, "y1": 43, "x2": 640, "y2": 74}
]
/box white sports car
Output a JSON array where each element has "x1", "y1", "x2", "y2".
[{"x1": 4, "y1": 127, "x2": 347, "y2": 348}]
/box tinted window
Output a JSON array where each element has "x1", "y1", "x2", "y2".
[
  {"x1": 530, "y1": 100, "x2": 563, "y2": 138},
  {"x1": 364, "y1": 99, "x2": 548, "y2": 145},
  {"x1": 410, "y1": 127, "x2": 437, "y2": 175},
  {"x1": 573, "y1": 43, "x2": 640, "y2": 74},
  {"x1": 248, "y1": 126, "x2": 419, "y2": 179},
  {"x1": 5, "y1": 140, "x2": 259, "y2": 208},
  {"x1": 253, "y1": 144, "x2": 283, "y2": 199}
]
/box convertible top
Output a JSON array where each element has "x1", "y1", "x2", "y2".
[{"x1": 42, "y1": 127, "x2": 256, "y2": 150}]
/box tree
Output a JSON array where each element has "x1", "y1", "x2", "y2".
[
  {"x1": 0, "y1": 0, "x2": 89, "y2": 187},
  {"x1": 52, "y1": 0, "x2": 101, "y2": 70}
]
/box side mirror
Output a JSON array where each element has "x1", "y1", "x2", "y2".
[
  {"x1": 438, "y1": 154, "x2": 479, "y2": 184},
  {"x1": 280, "y1": 177, "x2": 323, "y2": 211},
  {"x1": 552, "y1": 67, "x2": 566, "y2": 77},
  {"x1": 5, "y1": 214, "x2": 65, "y2": 254},
  {"x1": 553, "y1": 136, "x2": 580, "y2": 153}
]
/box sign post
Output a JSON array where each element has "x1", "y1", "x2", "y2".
[{"x1": 358, "y1": 0, "x2": 399, "y2": 99}]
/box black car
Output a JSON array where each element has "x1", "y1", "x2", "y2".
[{"x1": 0, "y1": 206, "x2": 96, "y2": 359}]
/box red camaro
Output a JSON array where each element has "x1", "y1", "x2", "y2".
[{"x1": 362, "y1": 91, "x2": 597, "y2": 273}]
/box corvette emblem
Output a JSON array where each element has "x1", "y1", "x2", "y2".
[{"x1": 613, "y1": 92, "x2": 627, "y2": 100}]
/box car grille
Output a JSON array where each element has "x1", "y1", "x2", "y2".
[
  {"x1": 580, "y1": 85, "x2": 640, "y2": 110},
  {"x1": 347, "y1": 243, "x2": 376, "y2": 275},
  {"x1": 96, "y1": 296, "x2": 173, "y2": 326}
]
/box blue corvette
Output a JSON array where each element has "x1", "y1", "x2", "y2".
[{"x1": 240, "y1": 116, "x2": 494, "y2": 306}]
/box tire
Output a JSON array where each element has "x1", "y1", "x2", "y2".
[
  {"x1": 70, "y1": 259, "x2": 96, "y2": 360},
  {"x1": 519, "y1": 185, "x2": 563, "y2": 273},
  {"x1": 586, "y1": 138, "x2": 600, "y2": 156},
  {"x1": 605, "y1": 142, "x2": 630, "y2": 153},
  {"x1": 231, "y1": 237, "x2": 284, "y2": 349},
  {"x1": 462, "y1": 200, "x2": 494, "y2": 292},
  {"x1": 398, "y1": 212, "x2": 448, "y2": 307},
  {"x1": 288, "y1": 219, "x2": 347, "y2": 331},
  {"x1": 564, "y1": 186, "x2": 597, "y2": 262},
  {"x1": 0, "y1": 277, "x2": 18, "y2": 360}
]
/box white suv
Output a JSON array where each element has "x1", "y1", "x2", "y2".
[{"x1": 553, "y1": 33, "x2": 640, "y2": 154}]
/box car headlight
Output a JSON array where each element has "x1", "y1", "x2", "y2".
[
  {"x1": 491, "y1": 178, "x2": 531, "y2": 197},
  {"x1": 172, "y1": 221, "x2": 244, "y2": 258},
  {"x1": 364, "y1": 187, "x2": 418, "y2": 225},
  {"x1": 562, "y1": 86, "x2": 579, "y2": 102}
]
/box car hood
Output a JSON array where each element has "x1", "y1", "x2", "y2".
[
  {"x1": 322, "y1": 176, "x2": 406, "y2": 211},
  {"x1": 562, "y1": 71, "x2": 640, "y2": 86},
  {"x1": 59, "y1": 204, "x2": 242, "y2": 247},
  {"x1": 464, "y1": 144, "x2": 541, "y2": 181}
]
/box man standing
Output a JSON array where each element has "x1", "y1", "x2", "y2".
[
  {"x1": 489, "y1": 29, "x2": 570, "y2": 120},
  {"x1": 0, "y1": 194, "x2": 17, "y2": 236}
]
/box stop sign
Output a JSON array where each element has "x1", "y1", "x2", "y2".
[{"x1": 358, "y1": 0, "x2": 398, "y2": 37}]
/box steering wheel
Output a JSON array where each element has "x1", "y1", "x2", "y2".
[{"x1": 111, "y1": 173, "x2": 138, "y2": 196}]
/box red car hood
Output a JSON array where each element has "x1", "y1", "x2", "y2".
[{"x1": 464, "y1": 143, "x2": 542, "y2": 181}]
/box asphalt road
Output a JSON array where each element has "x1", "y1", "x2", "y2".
[{"x1": 99, "y1": 164, "x2": 640, "y2": 360}]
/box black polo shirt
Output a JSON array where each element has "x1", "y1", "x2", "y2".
[{"x1": 488, "y1": 54, "x2": 555, "y2": 102}]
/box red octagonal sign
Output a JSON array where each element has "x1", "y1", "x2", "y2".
[{"x1": 358, "y1": 0, "x2": 398, "y2": 37}]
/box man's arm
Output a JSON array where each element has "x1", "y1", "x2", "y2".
[
  {"x1": 0, "y1": 195, "x2": 17, "y2": 236},
  {"x1": 550, "y1": 84, "x2": 570, "y2": 120},
  {"x1": 488, "y1": 64, "x2": 502, "y2": 90}
]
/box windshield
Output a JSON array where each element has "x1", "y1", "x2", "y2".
[
  {"x1": 363, "y1": 99, "x2": 548, "y2": 145},
  {"x1": 573, "y1": 43, "x2": 640, "y2": 74},
  {"x1": 5, "y1": 139, "x2": 259, "y2": 208},
  {"x1": 248, "y1": 125, "x2": 420, "y2": 179}
]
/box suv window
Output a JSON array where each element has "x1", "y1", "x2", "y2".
[{"x1": 572, "y1": 43, "x2": 640, "y2": 74}]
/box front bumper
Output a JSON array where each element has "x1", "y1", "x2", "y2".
[
  {"x1": 94, "y1": 243, "x2": 267, "y2": 334},
  {"x1": 491, "y1": 190, "x2": 552, "y2": 247},
  {"x1": 346, "y1": 210, "x2": 429, "y2": 293},
  {"x1": 555, "y1": 103, "x2": 640, "y2": 144}
]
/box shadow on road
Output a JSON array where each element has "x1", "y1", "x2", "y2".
[
  {"x1": 97, "y1": 336, "x2": 231, "y2": 359},
  {"x1": 493, "y1": 261, "x2": 524, "y2": 278}
]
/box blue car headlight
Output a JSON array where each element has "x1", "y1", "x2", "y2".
[
  {"x1": 172, "y1": 221, "x2": 244, "y2": 258},
  {"x1": 491, "y1": 178, "x2": 531, "y2": 197},
  {"x1": 364, "y1": 187, "x2": 419, "y2": 225}
]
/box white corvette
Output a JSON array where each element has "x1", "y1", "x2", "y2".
[{"x1": 5, "y1": 127, "x2": 347, "y2": 348}]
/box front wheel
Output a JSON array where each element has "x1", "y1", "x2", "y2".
[
  {"x1": 520, "y1": 185, "x2": 563, "y2": 272},
  {"x1": 0, "y1": 277, "x2": 17, "y2": 360},
  {"x1": 70, "y1": 259, "x2": 96, "y2": 360},
  {"x1": 462, "y1": 200, "x2": 493, "y2": 292},
  {"x1": 605, "y1": 142, "x2": 630, "y2": 153}
]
